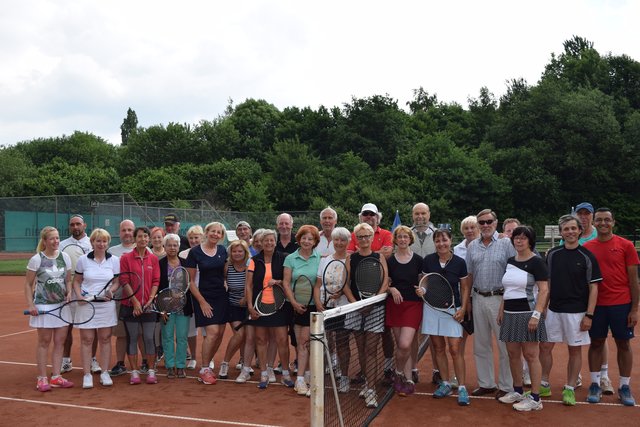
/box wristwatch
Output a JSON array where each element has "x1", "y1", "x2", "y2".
[{"x1": 585, "y1": 313, "x2": 594, "y2": 319}]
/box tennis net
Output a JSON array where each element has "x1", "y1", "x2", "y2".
[{"x1": 310, "y1": 294, "x2": 430, "y2": 427}]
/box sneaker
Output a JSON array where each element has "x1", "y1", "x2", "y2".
[
  {"x1": 499, "y1": 391, "x2": 524, "y2": 404},
  {"x1": 50, "y1": 375, "x2": 74, "y2": 388},
  {"x1": 539, "y1": 384, "x2": 551, "y2": 397},
  {"x1": 351, "y1": 372, "x2": 366, "y2": 385},
  {"x1": 295, "y1": 378, "x2": 309, "y2": 395},
  {"x1": 198, "y1": 368, "x2": 216, "y2": 385},
  {"x1": 249, "y1": 367, "x2": 255, "y2": 376},
  {"x1": 562, "y1": 387, "x2": 576, "y2": 406},
  {"x1": 61, "y1": 359, "x2": 73, "y2": 374},
  {"x1": 600, "y1": 376, "x2": 614, "y2": 395},
  {"x1": 281, "y1": 373, "x2": 295, "y2": 388},
  {"x1": 146, "y1": 369, "x2": 158, "y2": 384},
  {"x1": 450, "y1": 376, "x2": 459, "y2": 389},
  {"x1": 267, "y1": 366, "x2": 276, "y2": 383},
  {"x1": 140, "y1": 361, "x2": 149, "y2": 374},
  {"x1": 90, "y1": 358, "x2": 101, "y2": 374},
  {"x1": 383, "y1": 368, "x2": 394, "y2": 386},
  {"x1": 432, "y1": 370, "x2": 442, "y2": 385},
  {"x1": 513, "y1": 395, "x2": 543, "y2": 412},
  {"x1": 359, "y1": 385, "x2": 369, "y2": 398},
  {"x1": 458, "y1": 387, "x2": 470, "y2": 406},
  {"x1": 411, "y1": 369, "x2": 419, "y2": 384},
  {"x1": 273, "y1": 363, "x2": 283, "y2": 375},
  {"x1": 219, "y1": 362, "x2": 229, "y2": 379},
  {"x1": 176, "y1": 368, "x2": 186, "y2": 378},
  {"x1": 576, "y1": 373, "x2": 582, "y2": 388},
  {"x1": 209, "y1": 360, "x2": 215, "y2": 370},
  {"x1": 36, "y1": 377, "x2": 51, "y2": 392},
  {"x1": 618, "y1": 385, "x2": 636, "y2": 406},
  {"x1": 235, "y1": 359, "x2": 244, "y2": 371},
  {"x1": 235, "y1": 370, "x2": 251, "y2": 384},
  {"x1": 290, "y1": 360, "x2": 298, "y2": 375},
  {"x1": 393, "y1": 372, "x2": 404, "y2": 395},
  {"x1": 586, "y1": 383, "x2": 601, "y2": 403},
  {"x1": 523, "y1": 370, "x2": 531, "y2": 387},
  {"x1": 258, "y1": 373, "x2": 269, "y2": 390},
  {"x1": 82, "y1": 373, "x2": 93, "y2": 389},
  {"x1": 130, "y1": 370, "x2": 141, "y2": 385},
  {"x1": 404, "y1": 380, "x2": 416, "y2": 396},
  {"x1": 338, "y1": 376, "x2": 351, "y2": 393},
  {"x1": 100, "y1": 371, "x2": 113, "y2": 386},
  {"x1": 433, "y1": 383, "x2": 453, "y2": 399},
  {"x1": 167, "y1": 367, "x2": 176, "y2": 379},
  {"x1": 109, "y1": 363, "x2": 127, "y2": 377},
  {"x1": 364, "y1": 388, "x2": 378, "y2": 408},
  {"x1": 187, "y1": 360, "x2": 197, "y2": 370}
]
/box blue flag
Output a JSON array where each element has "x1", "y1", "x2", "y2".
[{"x1": 392, "y1": 210, "x2": 401, "y2": 231}]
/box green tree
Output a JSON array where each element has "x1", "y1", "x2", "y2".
[
  {"x1": 120, "y1": 107, "x2": 138, "y2": 146},
  {"x1": 14, "y1": 132, "x2": 117, "y2": 167}
]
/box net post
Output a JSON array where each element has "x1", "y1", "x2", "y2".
[{"x1": 310, "y1": 311, "x2": 325, "y2": 427}]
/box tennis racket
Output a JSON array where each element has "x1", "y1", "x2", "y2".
[
  {"x1": 355, "y1": 256, "x2": 384, "y2": 299},
  {"x1": 23, "y1": 299, "x2": 96, "y2": 325},
  {"x1": 146, "y1": 287, "x2": 187, "y2": 316},
  {"x1": 419, "y1": 273, "x2": 455, "y2": 313},
  {"x1": 62, "y1": 243, "x2": 87, "y2": 273},
  {"x1": 322, "y1": 259, "x2": 348, "y2": 307},
  {"x1": 234, "y1": 285, "x2": 286, "y2": 331},
  {"x1": 84, "y1": 271, "x2": 142, "y2": 302},
  {"x1": 169, "y1": 266, "x2": 190, "y2": 294},
  {"x1": 292, "y1": 274, "x2": 314, "y2": 307}
]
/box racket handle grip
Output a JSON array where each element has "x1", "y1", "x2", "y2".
[{"x1": 23, "y1": 310, "x2": 44, "y2": 315}]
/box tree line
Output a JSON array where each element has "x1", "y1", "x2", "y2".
[{"x1": 2, "y1": 36, "x2": 640, "y2": 235}]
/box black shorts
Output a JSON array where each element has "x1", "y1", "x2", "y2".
[
  {"x1": 589, "y1": 303, "x2": 634, "y2": 340},
  {"x1": 293, "y1": 304, "x2": 317, "y2": 327}
]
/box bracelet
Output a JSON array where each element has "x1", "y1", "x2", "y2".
[{"x1": 531, "y1": 310, "x2": 541, "y2": 320}]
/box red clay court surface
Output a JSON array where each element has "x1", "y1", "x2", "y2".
[{"x1": 1, "y1": 275, "x2": 638, "y2": 426}]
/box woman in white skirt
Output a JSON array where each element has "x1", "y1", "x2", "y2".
[
  {"x1": 24, "y1": 226, "x2": 74, "y2": 392},
  {"x1": 497, "y1": 225, "x2": 549, "y2": 411},
  {"x1": 417, "y1": 228, "x2": 471, "y2": 405},
  {"x1": 73, "y1": 228, "x2": 120, "y2": 389}
]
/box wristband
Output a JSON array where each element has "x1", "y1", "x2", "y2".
[
  {"x1": 585, "y1": 313, "x2": 594, "y2": 319},
  {"x1": 531, "y1": 310, "x2": 541, "y2": 320}
]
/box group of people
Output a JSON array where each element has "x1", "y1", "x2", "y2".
[{"x1": 24, "y1": 202, "x2": 638, "y2": 412}]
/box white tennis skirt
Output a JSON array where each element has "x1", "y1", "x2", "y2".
[
  {"x1": 421, "y1": 304, "x2": 463, "y2": 338},
  {"x1": 77, "y1": 300, "x2": 117, "y2": 329},
  {"x1": 29, "y1": 303, "x2": 69, "y2": 329}
]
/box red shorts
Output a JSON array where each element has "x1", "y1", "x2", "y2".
[{"x1": 385, "y1": 299, "x2": 422, "y2": 330}]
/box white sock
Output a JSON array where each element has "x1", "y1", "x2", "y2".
[
  {"x1": 600, "y1": 364, "x2": 609, "y2": 378},
  {"x1": 620, "y1": 376, "x2": 631, "y2": 387},
  {"x1": 590, "y1": 372, "x2": 601, "y2": 385}
]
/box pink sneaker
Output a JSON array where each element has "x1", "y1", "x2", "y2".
[
  {"x1": 36, "y1": 377, "x2": 51, "y2": 392},
  {"x1": 198, "y1": 368, "x2": 217, "y2": 385},
  {"x1": 130, "y1": 370, "x2": 142, "y2": 385},
  {"x1": 146, "y1": 369, "x2": 158, "y2": 384},
  {"x1": 50, "y1": 375, "x2": 74, "y2": 388}
]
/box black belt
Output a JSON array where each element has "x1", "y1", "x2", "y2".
[{"x1": 473, "y1": 288, "x2": 504, "y2": 297}]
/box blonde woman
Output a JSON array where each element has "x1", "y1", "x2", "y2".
[{"x1": 24, "y1": 226, "x2": 74, "y2": 391}]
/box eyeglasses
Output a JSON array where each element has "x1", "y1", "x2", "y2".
[
  {"x1": 356, "y1": 234, "x2": 373, "y2": 240},
  {"x1": 478, "y1": 219, "x2": 494, "y2": 226},
  {"x1": 361, "y1": 211, "x2": 376, "y2": 217},
  {"x1": 513, "y1": 235, "x2": 529, "y2": 241}
]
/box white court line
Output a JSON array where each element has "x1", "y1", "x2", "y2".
[
  {"x1": 0, "y1": 396, "x2": 284, "y2": 427},
  {"x1": 415, "y1": 391, "x2": 638, "y2": 407},
  {"x1": 0, "y1": 329, "x2": 36, "y2": 339}
]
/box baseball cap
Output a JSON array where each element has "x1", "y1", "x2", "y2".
[
  {"x1": 236, "y1": 221, "x2": 251, "y2": 229},
  {"x1": 575, "y1": 202, "x2": 594, "y2": 213},
  {"x1": 360, "y1": 203, "x2": 379, "y2": 215},
  {"x1": 164, "y1": 213, "x2": 179, "y2": 223}
]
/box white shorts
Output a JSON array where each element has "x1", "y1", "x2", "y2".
[
  {"x1": 421, "y1": 304, "x2": 463, "y2": 338},
  {"x1": 29, "y1": 303, "x2": 69, "y2": 329},
  {"x1": 545, "y1": 309, "x2": 590, "y2": 346},
  {"x1": 343, "y1": 305, "x2": 384, "y2": 333}
]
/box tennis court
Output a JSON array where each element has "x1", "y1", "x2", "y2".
[{"x1": 1, "y1": 275, "x2": 638, "y2": 426}]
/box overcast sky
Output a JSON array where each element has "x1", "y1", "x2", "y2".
[{"x1": 1, "y1": 0, "x2": 638, "y2": 146}]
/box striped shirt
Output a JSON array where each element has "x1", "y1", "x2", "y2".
[{"x1": 226, "y1": 263, "x2": 246, "y2": 307}]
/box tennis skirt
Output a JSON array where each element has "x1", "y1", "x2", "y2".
[
  {"x1": 193, "y1": 294, "x2": 228, "y2": 327},
  {"x1": 499, "y1": 310, "x2": 548, "y2": 343},
  {"x1": 249, "y1": 301, "x2": 293, "y2": 328},
  {"x1": 77, "y1": 300, "x2": 117, "y2": 329},
  {"x1": 385, "y1": 299, "x2": 422, "y2": 330},
  {"x1": 226, "y1": 305, "x2": 248, "y2": 323},
  {"x1": 294, "y1": 304, "x2": 317, "y2": 327},
  {"x1": 421, "y1": 304, "x2": 463, "y2": 338},
  {"x1": 29, "y1": 303, "x2": 68, "y2": 329}
]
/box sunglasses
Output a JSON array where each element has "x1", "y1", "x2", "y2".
[
  {"x1": 478, "y1": 219, "x2": 494, "y2": 226},
  {"x1": 361, "y1": 211, "x2": 376, "y2": 217}
]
